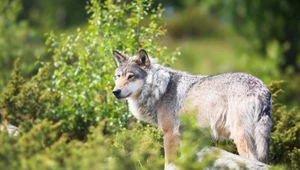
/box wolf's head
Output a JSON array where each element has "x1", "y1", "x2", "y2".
[{"x1": 112, "y1": 49, "x2": 151, "y2": 100}]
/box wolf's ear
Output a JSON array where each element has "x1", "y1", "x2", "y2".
[
  {"x1": 113, "y1": 50, "x2": 128, "y2": 66},
  {"x1": 135, "y1": 49, "x2": 150, "y2": 67}
]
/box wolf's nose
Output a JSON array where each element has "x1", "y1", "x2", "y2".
[{"x1": 112, "y1": 89, "x2": 121, "y2": 96}]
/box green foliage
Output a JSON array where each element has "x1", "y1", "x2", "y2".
[
  {"x1": 268, "y1": 81, "x2": 300, "y2": 169},
  {"x1": 109, "y1": 125, "x2": 164, "y2": 170},
  {"x1": 0, "y1": 115, "x2": 217, "y2": 170},
  {"x1": 238, "y1": 40, "x2": 284, "y2": 83},
  {"x1": 0, "y1": 120, "x2": 63, "y2": 170},
  {"x1": 0, "y1": 0, "x2": 47, "y2": 92},
  {"x1": 202, "y1": 0, "x2": 300, "y2": 71},
  {"x1": 20, "y1": 0, "x2": 87, "y2": 30},
  {"x1": 0, "y1": 60, "x2": 56, "y2": 132},
  {"x1": 0, "y1": 121, "x2": 163, "y2": 170},
  {"x1": 165, "y1": 7, "x2": 225, "y2": 39},
  {"x1": 44, "y1": 0, "x2": 178, "y2": 139}
]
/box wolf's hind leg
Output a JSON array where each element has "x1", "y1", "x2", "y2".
[{"x1": 233, "y1": 134, "x2": 257, "y2": 161}]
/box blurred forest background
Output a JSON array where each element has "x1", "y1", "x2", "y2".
[{"x1": 0, "y1": 0, "x2": 299, "y2": 169}]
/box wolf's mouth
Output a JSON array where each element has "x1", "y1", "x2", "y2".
[
  {"x1": 116, "y1": 93, "x2": 132, "y2": 100},
  {"x1": 125, "y1": 93, "x2": 132, "y2": 98}
]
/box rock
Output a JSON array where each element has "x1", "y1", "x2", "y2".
[
  {"x1": 165, "y1": 163, "x2": 177, "y2": 170},
  {"x1": 197, "y1": 147, "x2": 270, "y2": 170},
  {"x1": 0, "y1": 109, "x2": 20, "y2": 136},
  {"x1": 0, "y1": 124, "x2": 20, "y2": 136}
]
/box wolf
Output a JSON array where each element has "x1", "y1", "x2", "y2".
[{"x1": 112, "y1": 49, "x2": 272, "y2": 168}]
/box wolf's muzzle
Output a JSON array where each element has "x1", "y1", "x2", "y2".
[{"x1": 112, "y1": 89, "x2": 122, "y2": 98}]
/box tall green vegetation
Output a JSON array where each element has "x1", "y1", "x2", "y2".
[
  {"x1": 44, "y1": 0, "x2": 178, "y2": 139},
  {"x1": 268, "y1": 81, "x2": 300, "y2": 169},
  {"x1": 0, "y1": 0, "x2": 46, "y2": 91}
]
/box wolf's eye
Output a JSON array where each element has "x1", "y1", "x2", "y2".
[
  {"x1": 128, "y1": 74, "x2": 135, "y2": 79},
  {"x1": 116, "y1": 74, "x2": 121, "y2": 78}
]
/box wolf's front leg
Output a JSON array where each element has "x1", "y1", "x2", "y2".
[
  {"x1": 158, "y1": 110, "x2": 181, "y2": 170},
  {"x1": 163, "y1": 130, "x2": 180, "y2": 169}
]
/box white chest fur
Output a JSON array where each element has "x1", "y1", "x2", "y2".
[
  {"x1": 127, "y1": 97, "x2": 158, "y2": 125},
  {"x1": 127, "y1": 98, "x2": 143, "y2": 120}
]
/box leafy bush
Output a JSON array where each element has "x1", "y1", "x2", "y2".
[
  {"x1": 268, "y1": 81, "x2": 300, "y2": 169},
  {"x1": 0, "y1": 120, "x2": 164, "y2": 170},
  {"x1": 0, "y1": 0, "x2": 47, "y2": 92},
  {"x1": 0, "y1": 60, "x2": 56, "y2": 131},
  {"x1": 43, "y1": 0, "x2": 178, "y2": 140}
]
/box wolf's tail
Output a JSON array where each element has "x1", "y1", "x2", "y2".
[{"x1": 254, "y1": 93, "x2": 272, "y2": 163}]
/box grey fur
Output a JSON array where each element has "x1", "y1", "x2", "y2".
[{"x1": 113, "y1": 50, "x2": 272, "y2": 164}]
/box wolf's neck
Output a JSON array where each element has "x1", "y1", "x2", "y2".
[
  {"x1": 141, "y1": 65, "x2": 171, "y2": 102},
  {"x1": 126, "y1": 65, "x2": 171, "y2": 124}
]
